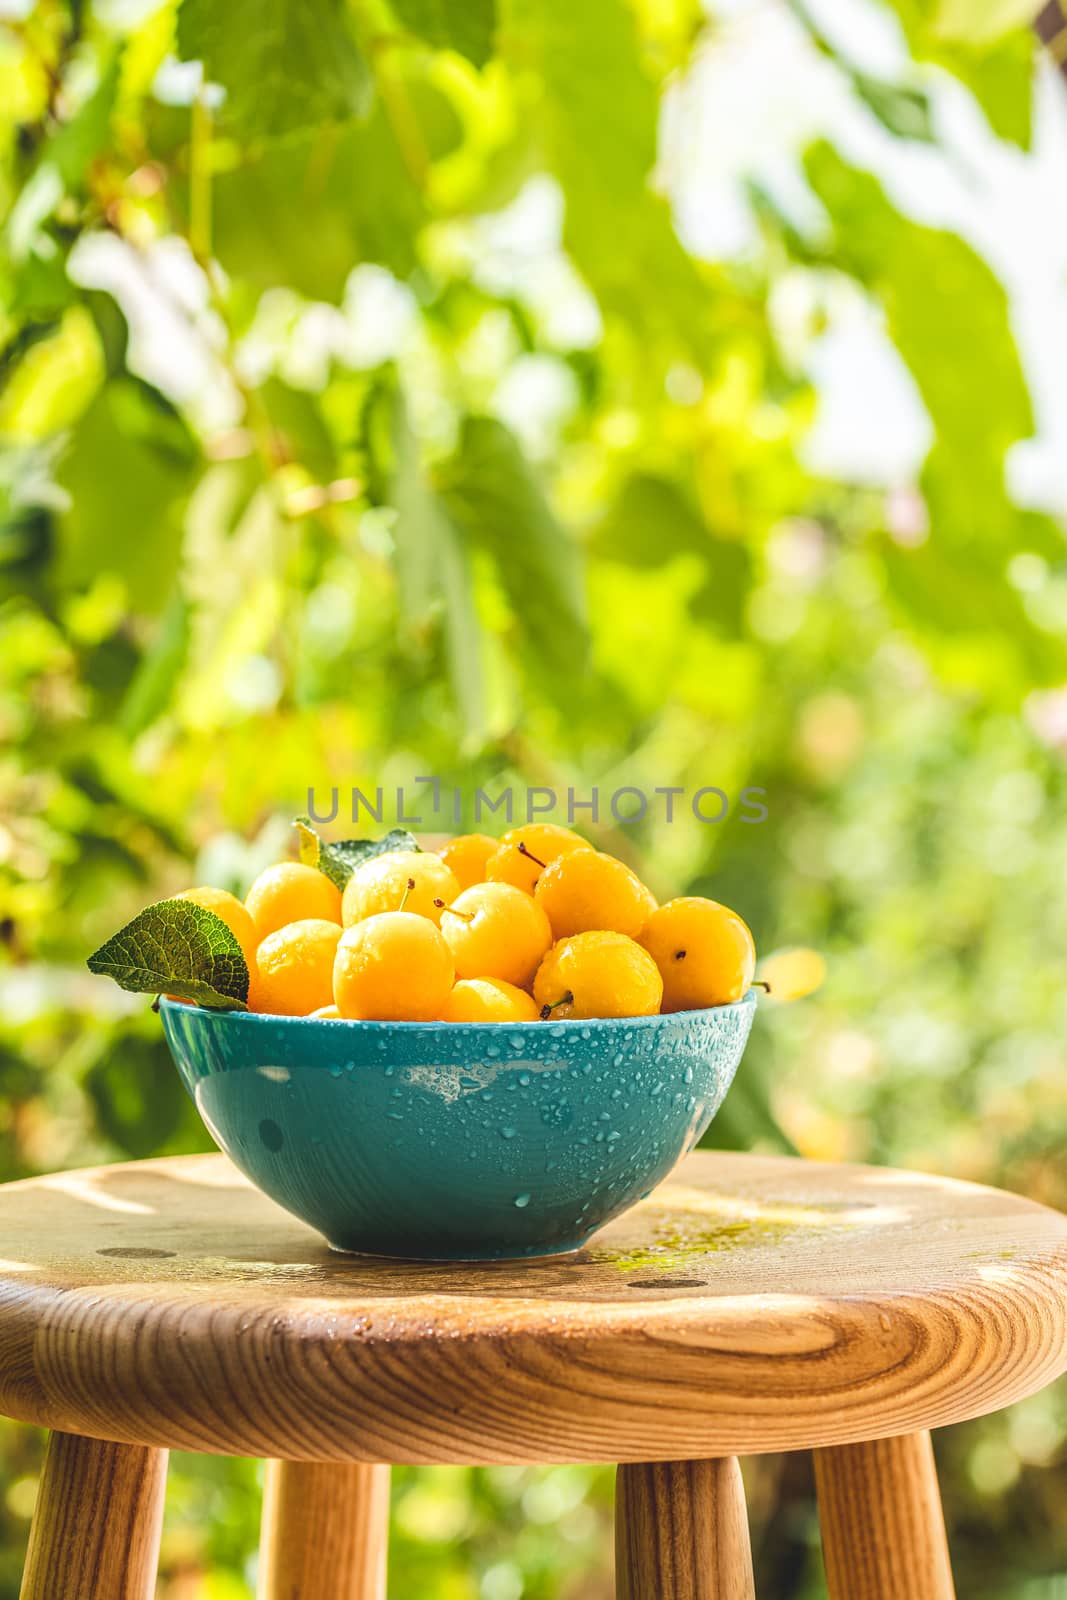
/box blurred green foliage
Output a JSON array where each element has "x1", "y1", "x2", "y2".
[{"x1": 2, "y1": 0, "x2": 1066, "y2": 1595}]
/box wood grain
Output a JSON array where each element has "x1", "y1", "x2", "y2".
[
  {"x1": 259, "y1": 1460, "x2": 390, "y2": 1600},
  {"x1": 814, "y1": 1430, "x2": 955, "y2": 1600},
  {"x1": 0, "y1": 1152, "x2": 1064, "y2": 1462},
  {"x1": 19, "y1": 1432, "x2": 166, "y2": 1600},
  {"x1": 616, "y1": 1459, "x2": 754, "y2": 1600}
]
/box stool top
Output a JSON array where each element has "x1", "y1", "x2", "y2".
[{"x1": 0, "y1": 1151, "x2": 1064, "y2": 1464}]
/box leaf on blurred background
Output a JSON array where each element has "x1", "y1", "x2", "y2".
[
  {"x1": 405, "y1": 77, "x2": 465, "y2": 161},
  {"x1": 176, "y1": 0, "x2": 372, "y2": 140},
  {"x1": 702, "y1": 1066, "x2": 800, "y2": 1156},
  {"x1": 259, "y1": 379, "x2": 337, "y2": 483},
  {"x1": 933, "y1": 0, "x2": 1039, "y2": 47},
  {"x1": 86, "y1": 900, "x2": 249, "y2": 1008},
  {"x1": 390, "y1": 0, "x2": 497, "y2": 66},
  {"x1": 850, "y1": 74, "x2": 935, "y2": 141},
  {"x1": 881, "y1": 0, "x2": 1034, "y2": 145},
  {"x1": 385, "y1": 389, "x2": 489, "y2": 738},
  {"x1": 55, "y1": 378, "x2": 199, "y2": 616},
  {"x1": 0, "y1": 306, "x2": 104, "y2": 439},
  {"x1": 119, "y1": 595, "x2": 191, "y2": 739},
  {"x1": 591, "y1": 473, "x2": 751, "y2": 635},
  {"x1": 789, "y1": 2, "x2": 935, "y2": 143},
  {"x1": 85, "y1": 1032, "x2": 214, "y2": 1160},
  {"x1": 49, "y1": 52, "x2": 122, "y2": 188},
  {"x1": 294, "y1": 817, "x2": 420, "y2": 887},
  {"x1": 805, "y1": 143, "x2": 1066, "y2": 687},
  {"x1": 440, "y1": 416, "x2": 590, "y2": 691},
  {"x1": 955, "y1": 36, "x2": 1033, "y2": 148},
  {"x1": 501, "y1": 0, "x2": 711, "y2": 351},
  {"x1": 210, "y1": 107, "x2": 425, "y2": 299}
]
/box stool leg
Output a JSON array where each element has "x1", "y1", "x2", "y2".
[
  {"x1": 615, "y1": 1458, "x2": 755, "y2": 1600},
  {"x1": 814, "y1": 1431, "x2": 955, "y2": 1600},
  {"x1": 20, "y1": 1432, "x2": 167, "y2": 1600},
  {"x1": 259, "y1": 1460, "x2": 390, "y2": 1600}
]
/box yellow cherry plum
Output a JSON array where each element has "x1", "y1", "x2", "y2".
[
  {"x1": 341, "y1": 849, "x2": 459, "y2": 928},
  {"x1": 532, "y1": 931, "x2": 662, "y2": 1021},
  {"x1": 247, "y1": 919, "x2": 342, "y2": 1016},
  {"x1": 640, "y1": 897, "x2": 755, "y2": 1012},
  {"x1": 245, "y1": 862, "x2": 342, "y2": 941},
  {"x1": 439, "y1": 882, "x2": 552, "y2": 989},
  {"x1": 485, "y1": 823, "x2": 592, "y2": 896},
  {"x1": 534, "y1": 849, "x2": 656, "y2": 941},
  {"x1": 440, "y1": 978, "x2": 540, "y2": 1023},
  {"x1": 333, "y1": 912, "x2": 454, "y2": 1021},
  {"x1": 438, "y1": 833, "x2": 499, "y2": 891}
]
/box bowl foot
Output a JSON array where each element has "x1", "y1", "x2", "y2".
[{"x1": 324, "y1": 1236, "x2": 590, "y2": 1264}]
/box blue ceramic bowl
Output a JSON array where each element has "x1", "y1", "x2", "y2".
[{"x1": 159, "y1": 996, "x2": 756, "y2": 1261}]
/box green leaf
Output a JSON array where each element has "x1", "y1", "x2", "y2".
[
  {"x1": 86, "y1": 1033, "x2": 214, "y2": 1159},
  {"x1": 294, "y1": 817, "x2": 420, "y2": 888},
  {"x1": 209, "y1": 108, "x2": 425, "y2": 299},
  {"x1": 390, "y1": 0, "x2": 496, "y2": 67},
  {"x1": 805, "y1": 143, "x2": 1067, "y2": 689},
  {"x1": 933, "y1": 0, "x2": 1037, "y2": 47},
  {"x1": 805, "y1": 143, "x2": 1034, "y2": 559},
  {"x1": 260, "y1": 379, "x2": 337, "y2": 483},
  {"x1": 49, "y1": 52, "x2": 122, "y2": 189},
  {"x1": 851, "y1": 75, "x2": 935, "y2": 142},
  {"x1": 118, "y1": 595, "x2": 191, "y2": 739},
  {"x1": 948, "y1": 34, "x2": 1033, "y2": 148},
  {"x1": 880, "y1": 0, "x2": 1033, "y2": 146},
  {"x1": 591, "y1": 473, "x2": 751, "y2": 635},
  {"x1": 789, "y1": 1, "x2": 935, "y2": 143},
  {"x1": 176, "y1": 0, "x2": 372, "y2": 141},
  {"x1": 87, "y1": 900, "x2": 250, "y2": 1009},
  {"x1": 56, "y1": 378, "x2": 198, "y2": 615},
  {"x1": 439, "y1": 416, "x2": 589, "y2": 686},
  {"x1": 384, "y1": 388, "x2": 489, "y2": 738},
  {"x1": 501, "y1": 0, "x2": 711, "y2": 352}
]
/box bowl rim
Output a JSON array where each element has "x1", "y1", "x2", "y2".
[{"x1": 158, "y1": 990, "x2": 758, "y2": 1033}]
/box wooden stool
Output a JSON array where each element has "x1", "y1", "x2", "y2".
[{"x1": 1, "y1": 1150, "x2": 1065, "y2": 1599}]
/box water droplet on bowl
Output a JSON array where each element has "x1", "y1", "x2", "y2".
[
  {"x1": 513, "y1": 1193, "x2": 532, "y2": 1208},
  {"x1": 500, "y1": 1126, "x2": 517, "y2": 1140}
]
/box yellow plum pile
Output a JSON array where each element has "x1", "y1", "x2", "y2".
[{"x1": 180, "y1": 825, "x2": 756, "y2": 1024}]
